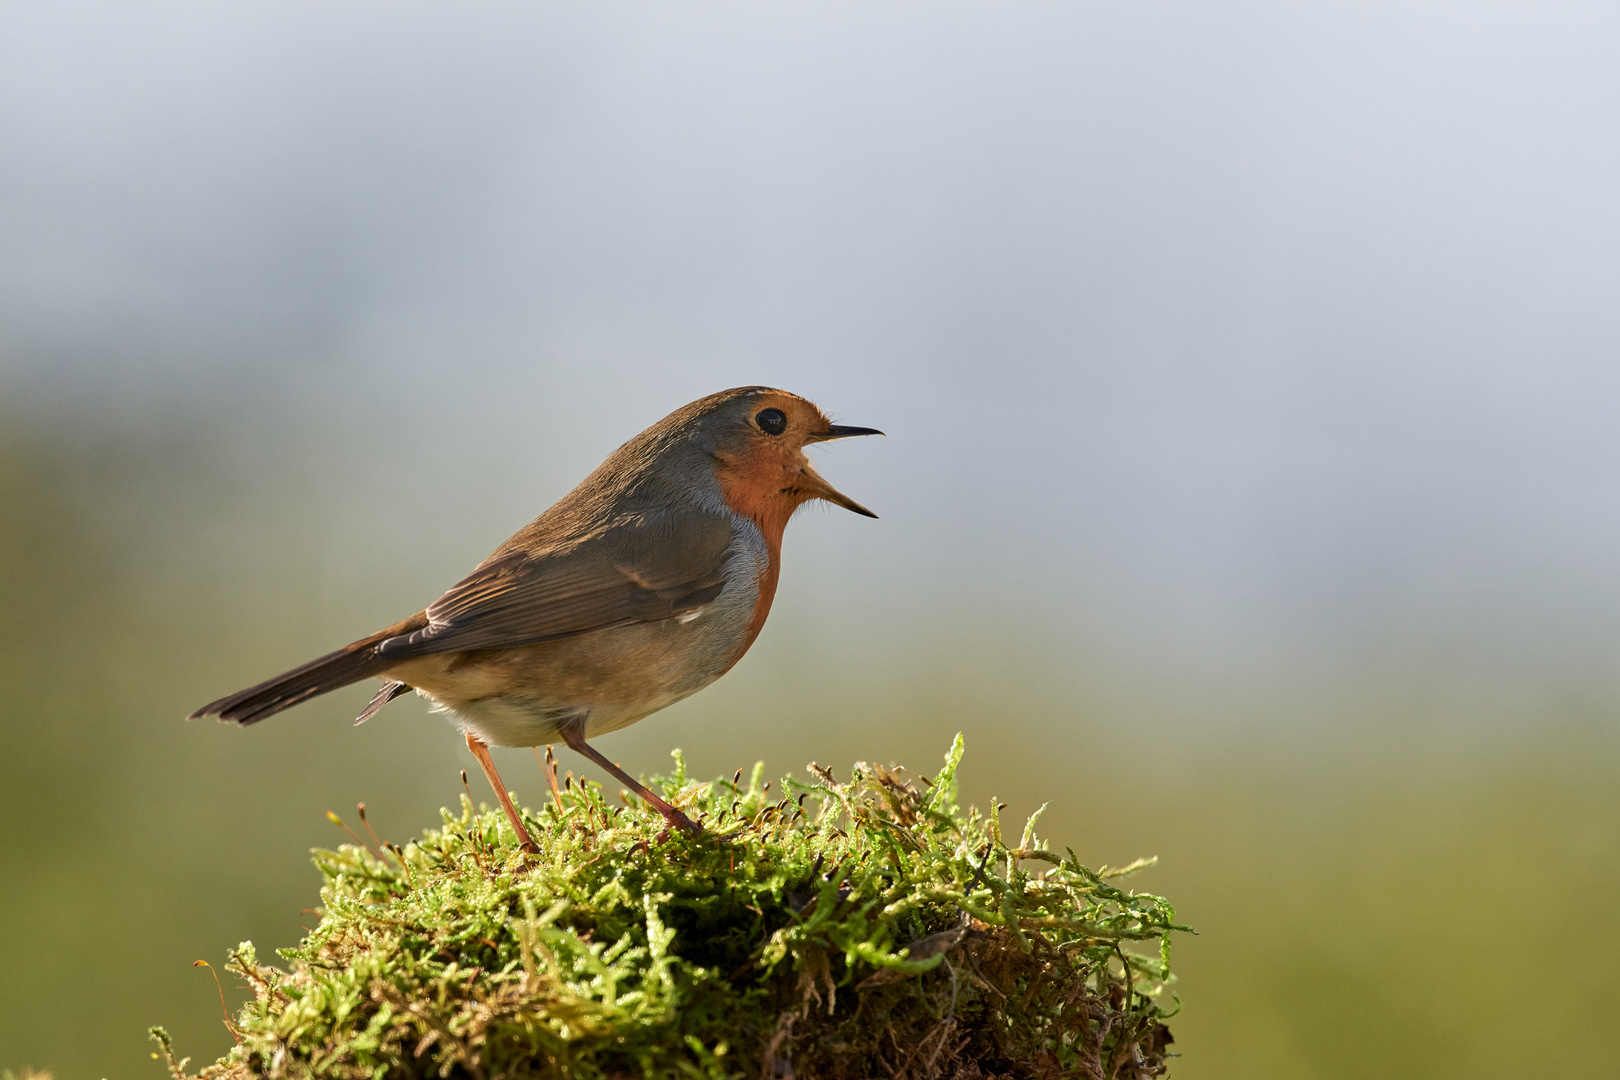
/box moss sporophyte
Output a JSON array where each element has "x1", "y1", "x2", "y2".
[{"x1": 151, "y1": 736, "x2": 1190, "y2": 1079}]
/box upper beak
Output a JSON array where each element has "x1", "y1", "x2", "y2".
[{"x1": 806, "y1": 424, "x2": 884, "y2": 443}]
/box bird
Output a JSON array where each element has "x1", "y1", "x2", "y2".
[{"x1": 189, "y1": 387, "x2": 881, "y2": 848}]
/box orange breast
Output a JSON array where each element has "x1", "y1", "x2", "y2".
[{"x1": 717, "y1": 460, "x2": 799, "y2": 673}]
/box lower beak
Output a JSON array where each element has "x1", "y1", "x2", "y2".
[{"x1": 802, "y1": 463, "x2": 878, "y2": 518}]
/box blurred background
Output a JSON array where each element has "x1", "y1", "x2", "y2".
[{"x1": 3, "y1": 2, "x2": 1619, "y2": 1076}]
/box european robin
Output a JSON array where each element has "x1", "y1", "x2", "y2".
[{"x1": 189, "y1": 387, "x2": 881, "y2": 845}]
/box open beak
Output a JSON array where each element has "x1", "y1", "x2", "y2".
[{"x1": 802, "y1": 423, "x2": 881, "y2": 517}]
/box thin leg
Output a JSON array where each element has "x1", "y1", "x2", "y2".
[
  {"x1": 560, "y1": 727, "x2": 700, "y2": 834},
  {"x1": 465, "y1": 733, "x2": 539, "y2": 852}
]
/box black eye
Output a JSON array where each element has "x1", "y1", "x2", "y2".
[{"x1": 755, "y1": 408, "x2": 787, "y2": 435}]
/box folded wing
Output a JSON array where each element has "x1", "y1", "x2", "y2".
[
  {"x1": 192, "y1": 508, "x2": 737, "y2": 725},
  {"x1": 374, "y1": 509, "x2": 735, "y2": 658}
]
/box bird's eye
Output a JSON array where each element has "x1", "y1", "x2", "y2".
[{"x1": 755, "y1": 408, "x2": 787, "y2": 435}]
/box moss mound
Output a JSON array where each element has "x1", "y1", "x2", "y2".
[{"x1": 152, "y1": 737, "x2": 1187, "y2": 1079}]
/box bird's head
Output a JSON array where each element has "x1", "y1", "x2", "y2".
[{"x1": 682, "y1": 387, "x2": 882, "y2": 539}]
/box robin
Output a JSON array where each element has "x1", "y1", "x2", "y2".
[{"x1": 189, "y1": 387, "x2": 881, "y2": 846}]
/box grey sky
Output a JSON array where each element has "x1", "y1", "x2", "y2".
[{"x1": 4, "y1": 1, "x2": 1619, "y2": 718}]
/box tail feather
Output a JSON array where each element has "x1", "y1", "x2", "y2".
[{"x1": 189, "y1": 612, "x2": 428, "y2": 726}]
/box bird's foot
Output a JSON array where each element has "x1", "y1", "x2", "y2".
[{"x1": 657, "y1": 806, "x2": 702, "y2": 837}]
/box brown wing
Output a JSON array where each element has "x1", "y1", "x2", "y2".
[{"x1": 372, "y1": 509, "x2": 735, "y2": 660}]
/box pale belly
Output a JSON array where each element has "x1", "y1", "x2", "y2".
[{"x1": 379, "y1": 534, "x2": 767, "y2": 747}]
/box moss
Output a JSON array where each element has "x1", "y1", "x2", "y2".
[{"x1": 151, "y1": 736, "x2": 1188, "y2": 1079}]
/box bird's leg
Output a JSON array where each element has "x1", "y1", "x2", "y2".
[
  {"x1": 465, "y1": 733, "x2": 539, "y2": 852},
  {"x1": 560, "y1": 727, "x2": 701, "y2": 834}
]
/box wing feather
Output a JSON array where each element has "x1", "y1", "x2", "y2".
[{"x1": 373, "y1": 509, "x2": 735, "y2": 659}]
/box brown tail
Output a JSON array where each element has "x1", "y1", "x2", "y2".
[{"x1": 189, "y1": 612, "x2": 429, "y2": 726}]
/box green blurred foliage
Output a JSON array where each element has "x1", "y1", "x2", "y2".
[{"x1": 1, "y1": 422, "x2": 1617, "y2": 1079}]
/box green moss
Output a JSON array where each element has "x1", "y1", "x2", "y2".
[{"x1": 152, "y1": 736, "x2": 1188, "y2": 1079}]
